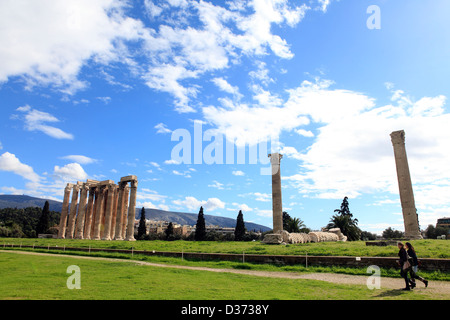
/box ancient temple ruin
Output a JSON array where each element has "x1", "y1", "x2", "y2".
[{"x1": 57, "y1": 175, "x2": 138, "y2": 241}]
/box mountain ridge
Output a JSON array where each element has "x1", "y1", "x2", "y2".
[{"x1": 0, "y1": 194, "x2": 271, "y2": 232}]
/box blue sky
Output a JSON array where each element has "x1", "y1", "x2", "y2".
[{"x1": 1, "y1": 0, "x2": 449, "y2": 234}]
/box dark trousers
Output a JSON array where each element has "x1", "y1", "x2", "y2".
[
  {"x1": 409, "y1": 268, "x2": 426, "y2": 284},
  {"x1": 400, "y1": 268, "x2": 410, "y2": 288}
]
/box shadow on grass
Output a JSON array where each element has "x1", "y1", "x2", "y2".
[{"x1": 374, "y1": 289, "x2": 411, "y2": 298}]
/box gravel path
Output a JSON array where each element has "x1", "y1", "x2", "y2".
[{"x1": 3, "y1": 250, "x2": 449, "y2": 295}]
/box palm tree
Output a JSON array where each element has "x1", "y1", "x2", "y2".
[
  {"x1": 327, "y1": 214, "x2": 361, "y2": 241},
  {"x1": 287, "y1": 217, "x2": 306, "y2": 233}
]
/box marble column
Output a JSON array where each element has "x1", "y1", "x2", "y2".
[
  {"x1": 122, "y1": 186, "x2": 129, "y2": 239},
  {"x1": 83, "y1": 187, "x2": 96, "y2": 240},
  {"x1": 102, "y1": 184, "x2": 115, "y2": 240},
  {"x1": 269, "y1": 153, "x2": 283, "y2": 234},
  {"x1": 92, "y1": 186, "x2": 105, "y2": 240},
  {"x1": 57, "y1": 183, "x2": 72, "y2": 239},
  {"x1": 66, "y1": 184, "x2": 80, "y2": 239},
  {"x1": 110, "y1": 185, "x2": 119, "y2": 239},
  {"x1": 390, "y1": 130, "x2": 422, "y2": 239},
  {"x1": 125, "y1": 180, "x2": 138, "y2": 241},
  {"x1": 114, "y1": 182, "x2": 126, "y2": 240},
  {"x1": 74, "y1": 184, "x2": 89, "y2": 239}
]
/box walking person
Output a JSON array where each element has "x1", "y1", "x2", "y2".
[
  {"x1": 405, "y1": 242, "x2": 429, "y2": 288},
  {"x1": 397, "y1": 242, "x2": 411, "y2": 290}
]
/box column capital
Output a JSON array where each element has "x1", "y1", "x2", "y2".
[{"x1": 390, "y1": 130, "x2": 405, "y2": 145}]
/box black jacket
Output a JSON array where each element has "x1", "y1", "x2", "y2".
[
  {"x1": 398, "y1": 247, "x2": 408, "y2": 265},
  {"x1": 407, "y1": 249, "x2": 419, "y2": 266}
]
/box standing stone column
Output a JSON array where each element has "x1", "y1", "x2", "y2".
[
  {"x1": 83, "y1": 187, "x2": 96, "y2": 239},
  {"x1": 122, "y1": 186, "x2": 130, "y2": 239},
  {"x1": 390, "y1": 130, "x2": 422, "y2": 239},
  {"x1": 58, "y1": 183, "x2": 72, "y2": 239},
  {"x1": 110, "y1": 185, "x2": 119, "y2": 239},
  {"x1": 92, "y1": 186, "x2": 105, "y2": 240},
  {"x1": 75, "y1": 184, "x2": 89, "y2": 239},
  {"x1": 114, "y1": 182, "x2": 126, "y2": 240},
  {"x1": 102, "y1": 184, "x2": 116, "y2": 240},
  {"x1": 269, "y1": 153, "x2": 283, "y2": 234},
  {"x1": 125, "y1": 180, "x2": 138, "y2": 241},
  {"x1": 66, "y1": 184, "x2": 80, "y2": 239}
]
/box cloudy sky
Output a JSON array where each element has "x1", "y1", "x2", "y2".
[{"x1": 1, "y1": 0, "x2": 449, "y2": 234}]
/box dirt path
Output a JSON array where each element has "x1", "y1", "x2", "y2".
[{"x1": 2, "y1": 250, "x2": 449, "y2": 295}]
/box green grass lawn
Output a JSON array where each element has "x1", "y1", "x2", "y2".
[
  {"x1": 0, "y1": 252, "x2": 444, "y2": 300},
  {"x1": 1, "y1": 238, "x2": 449, "y2": 258}
]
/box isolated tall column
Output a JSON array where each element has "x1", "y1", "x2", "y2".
[
  {"x1": 390, "y1": 130, "x2": 422, "y2": 239},
  {"x1": 269, "y1": 153, "x2": 283, "y2": 234}
]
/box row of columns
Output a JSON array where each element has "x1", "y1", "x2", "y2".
[{"x1": 57, "y1": 176, "x2": 138, "y2": 241}]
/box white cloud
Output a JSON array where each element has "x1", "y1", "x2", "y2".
[
  {"x1": 173, "y1": 196, "x2": 225, "y2": 212},
  {"x1": 60, "y1": 155, "x2": 98, "y2": 164},
  {"x1": 0, "y1": 152, "x2": 41, "y2": 182},
  {"x1": 296, "y1": 129, "x2": 314, "y2": 137},
  {"x1": 231, "y1": 202, "x2": 253, "y2": 212},
  {"x1": 0, "y1": 0, "x2": 144, "y2": 94},
  {"x1": 232, "y1": 170, "x2": 245, "y2": 176},
  {"x1": 208, "y1": 180, "x2": 224, "y2": 190},
  {"x1": 212, "y1": 77, "x2": 241, "y2": 99},
  {"x1": 164, "y1": 159, "x2": 181, "y2": 165},
  {"x1": 154, "y1": 123, "x2": 172, "y2": 134},
  {"x1": 15, "y1": 105, "x2": 74, "y2": 139},
  {"x1": 172, "y1": 170, "x2": 191, "y2": 178},
  {"x1": 282, "y1": 81, "x2": 450, "y2": 214},
  {"x1": 53, "y1": 163, "x2": 87, "y2": 182}
]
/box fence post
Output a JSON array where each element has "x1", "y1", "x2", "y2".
[
  {"x1": 306, "y1": 252, "x2": 308, "y2": 268},
  {"x1": 243, "y1": 251, "x2": 245, "y2": 264}
]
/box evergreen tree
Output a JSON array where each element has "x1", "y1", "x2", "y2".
[
  {"x1": 334, "y1": 196, "x2": 352, "y2": 217},
  {"x1": 234, "y1": 210, "x2": 246, "y2": 241},
  {"x1": 165, "y1": 222, "x2": 174, "y2": 239},
  {"x1": 282, "y1": 211, "x2": 291, "y2": 231},
  {"x1": 327, "y1": 197, "x2": 361, "y2": 241},
  {"x1": 195, "y1": 206, "x2": 206, "y2": 241},
  {"x1": 137, "y1": 207, "x2": 147, "y2": 240},
  {"x1": 36, "y1": 201, "x2": 50, "y2": 236}
]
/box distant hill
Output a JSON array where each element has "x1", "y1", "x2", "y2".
[{"x1": 0, "y1": 194, "x2": 271, "y2": 232}]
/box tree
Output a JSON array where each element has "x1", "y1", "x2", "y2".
[
  {"x1": 425, "y1": 224, "x2": 449, "y2": 239},
  {"x1": 137, "y1": 207, "x2": 147, "y2": 240},
  {"x1": 382, "y1": 227, "x2": 404, "y2": 239},
  {"x1": 36, "y1": 201, "x2": 50, "y2": 236},
  {"x1": 283, "y1": 211, "x2": 307, "y2": 233},
  {"x1": 195, "y1": 206, "x2": 206, "y2": 241},
  {"x1": 234, "y1": 210, "x2": 246, "y2": 241},
  {"x1": 327, "y1": 197, "x2": 361, "y2": 241},
  {"x1": 165, "y1": 222, "x2": 174, "y2": 240},
  {"x1": 360, "y1": 231, "x2": 377, "y2": 241},
  {"x1": 334, "y1": 196, "x2": 352, "y2": 217},
  {"x1": 282, "y1": 211, "x2": 291, "y2": 231}
]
